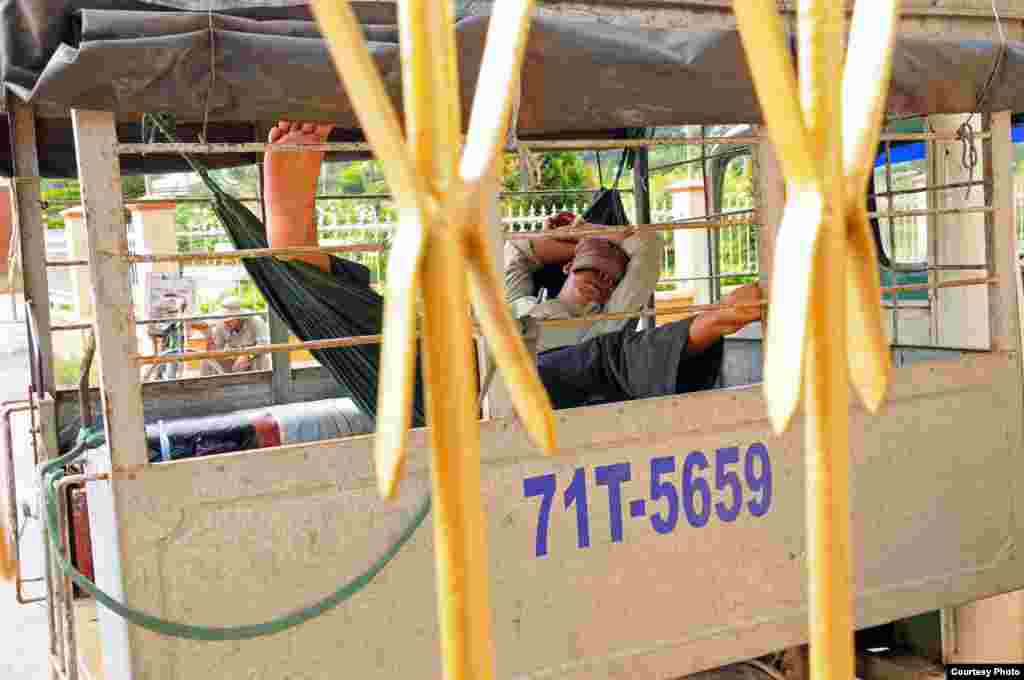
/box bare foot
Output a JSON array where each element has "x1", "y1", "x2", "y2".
[{"x1": 264, "y1": 120, "x2": 334, "y2": 271}]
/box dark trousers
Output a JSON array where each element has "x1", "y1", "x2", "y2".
[{"x1": 535, "y1": 317, "x2": 724, "y2": 410}]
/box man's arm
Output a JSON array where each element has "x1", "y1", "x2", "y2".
[
  {"x1": 602, "y1": 232, "x2": 663, "y2": 315},
  {"x1": 530, "y1": 236, "x2": 578, "y2": 266},
  {"x1": 686, "y1": 283, "x2": 763, "y2": 354},
  {"x1": 504, "y1": 240, "x2": 542, "y2": 306}
]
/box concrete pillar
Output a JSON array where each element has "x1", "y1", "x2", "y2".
[
  {"x1": 60, "y1": 206, "x2": 93, "y2": 322},
  {"x1": 127, "y1": 200, "x2": 179, "y2": 312},
  {"x1": 667, "y1": 179, "x2": 710, "y2": 304},
  {"x1": 929, "y1": 114, "x2": 989, "y2": 349}
]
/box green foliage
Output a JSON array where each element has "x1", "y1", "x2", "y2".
[
  {"x1": 41, "y1": 176, "x2": 154, "y2": 229},
  {"x1": 122, "y1": 175, "x2": 147, "y2": 200},
  {"x1": 54, "y1": 352, "x2": 99, "y2": 389},
  {"x1": 41, "y1": 179, "x2": 81, "y2": 230}
]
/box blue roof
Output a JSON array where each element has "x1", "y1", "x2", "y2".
[{"x1": 875, "y1": 125, "x2": 1024, "y2": 166}]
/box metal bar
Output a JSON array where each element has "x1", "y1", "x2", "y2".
[
  {"x1": 45, "y1": 261, "x2": 89, "y2": 268},
  {"x1": 41, "y1": 443, "x2": 64, "y2": 676},
  {"x1": 49, "y1": 324, "x2": 92, "y2": 333},
  {"x1": 54, "y1": 477, "x2": 78, "y2": 680},
  {"x1": 1, "y1": 404, "x2": 41, "y2": 605},
  {"x1": 268, "y1": 308, "x2": 291, "y2": 405},
  {"x1": 666, "y1": 207, "x2": 756, "y2": 222},
  {"x1": 883, "y1": 264, "x2": 988, "y2": 272},
  {"x1": 874, "y1": 179, "x2": 987, "y2": 199},
  {"x1": 117, "y1": 136, "x2": 764, "y2": 155},
  {"x1": 115, "y1": 131, "x2": 982, "y2": 157},
  {"x1": 633, "y1": 149, "x2": 652, "y2": 227},
  {"x1": 649, "y1": 145, "x2": 753, "y2": 174},
  {"x1": 136, "y1": 276, "x2": 995, "y2": 363},
  {"x1": 867, "y1": 206, "x2": 993, "y2": 220},
  {"x1": 52, "y1": 311, "x2": 271, "y2": 333},
  {"x1": 115, "y1": 218, "x2": 760, "y2": 265},
  {"x1": 40, "y1": 187, "x2": 628, "y2": 209},
  {"x1": 633, "y1": 148, "x2": 654, "y2": 330},
  {"x1": 137, "y1": 334, "x2": 385, "y2": 366},
  {"x1": 658, "y1": 272, "x2": 758, "y2": 283},
  {"x1": 121, "y1": 243, "x2": 385, "y2": 264},
  {"x1": 540, "y1": 0, "x2": 1024, "y2": 20},
  {"x1": 886, "y1": 142, "x2": 900, "y2": 345}
]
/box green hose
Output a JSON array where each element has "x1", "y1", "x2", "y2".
[{"x1": 42, "y1": 431, "x2": 430, "y2": 641}]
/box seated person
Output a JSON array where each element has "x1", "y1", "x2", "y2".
[
  {"x1": 263, "y1": 121, "x2": 762, "y2": 410},
  {"x1": 200, "y1": 297, "x2": 271, "y2": 376},
  {"x1": 505, "y1": 213, "x2": 663, "y2": 352}
]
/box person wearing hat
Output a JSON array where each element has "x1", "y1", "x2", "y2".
[
  {"x1": 258, "y1": 120, "x2": 763, "y2": 409},
  {"x1": 504, "y1": 213, "x2": 663, "y2": 353},
  {"x1": 199, "y1": 296, "x2": 271, "y2": 376}
]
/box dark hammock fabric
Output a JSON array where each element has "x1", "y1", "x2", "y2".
[
  {"x1": 531, "y1": 139, "x2": 643, "y2": 299},
  {"x1": 194, "y1": 165, "x2": 427, "y2": 426}
]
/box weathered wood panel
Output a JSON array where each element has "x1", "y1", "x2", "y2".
[{"x1": 85, "y1": 352, "x2": 1023, "y2": 679}]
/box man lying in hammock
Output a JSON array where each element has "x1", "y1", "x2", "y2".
[
  {"x1": 264, "y1": 121, "x2": 763, "y2": 410},
  {"x1": 505, "y1": 211, "x2": 664, "y2": 353}
]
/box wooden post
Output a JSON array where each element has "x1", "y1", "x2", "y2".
[
  {"x1": 71, "y1": 111, "x2": 148, "y2": 678},
  {"x1": 255, "y1": 123, "x2": 292, "y2": 404},
  {"x1": 633, "y1": 148, "x2": 651, "y2": 225},
  {"x1": 478, "y1": 155, "x2": 517, "y2": 420},
  {"x1": 8, "y1": 97, "x2": 55, "y2": 394},
  {"x1": 633, "y1": 147, "x2": 656, "y2": 330},
  {"x1": 35, "y1": 393, "x2": 62, "y2": 680},
  {"x1": 754, "y1": 132, "x2": 783, "y2": 330},
  {"x1": 947, "y1": 111, "x2": 1024, "y2": 664},
  {"x1": 983, "y1": 111, "x2": 1021, "y2": 353},
  {"x1": 71, "y1": 110, "x2": 147, "y2": 468}
]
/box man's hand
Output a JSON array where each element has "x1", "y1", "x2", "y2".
[{"x1": 713, "y1": 283, "x2": 764, "y2": 335}]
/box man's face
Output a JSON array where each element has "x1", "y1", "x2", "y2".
[
  {"x1": 224, "y1": 318, "x2": 243, "y2": 333},
  {"x1": 562, "y1": 267, "x2": 617, "y2": 306},
  {"x1": 558, "y1": 237, "x2": 628, "y2": 307}
]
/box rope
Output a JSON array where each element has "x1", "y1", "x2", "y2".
[
  {"x1": 956, "y1": 118, "x2": 979, "y2": 200},
  {"x1": 41, "y1": 430, "x2": 430, "y2": 640},
  {"x1": 958, "y1": 1, "x2": 1008, "y2": 201},
  {"x1": 200, "y1": 6, "x2": 217, "y2": 144}
]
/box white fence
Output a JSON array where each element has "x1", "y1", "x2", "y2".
[{"x1": 44, "y1": 229, "x2": 74, "y2": 308}]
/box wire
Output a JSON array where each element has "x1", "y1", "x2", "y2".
[{"x1": 41, "y1": 431, "x2": 431, "y2": 641}]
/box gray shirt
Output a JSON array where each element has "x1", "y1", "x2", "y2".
[
  {"x1": 210, "y1": 315, "x2": 270, "y2": 351},
  {"x1": 504, "y1": 232, "x2": 663, "y2": 352}
]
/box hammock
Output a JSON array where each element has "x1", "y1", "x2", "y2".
[{"x1": 142, "y1": 111, "x2": 428, "y2": 426}]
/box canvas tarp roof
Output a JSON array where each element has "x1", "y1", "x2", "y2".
[{"x1": 3, "y1": 1, "x2": 1024, "y2": 177}]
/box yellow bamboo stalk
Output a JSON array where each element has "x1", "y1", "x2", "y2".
[
  {"x1": 454, "y1": 0, "x2": 554, "y2": 460},
  {"x1": 462, "y1": 176, "x2": 556, "y2": 454},
  {"x1": 841, "y1": 0, "x2": 901, "y2": 412},
  {"x1": 798, "y1": 5, "x2": 854, "y2": 680},
  {"x1": 460, "y1": 0, "x2": 535, "y2": 183},
  {"x1": 398, "y1": 3, "x2": 495, "y2": 680},
  {"x1": 734, "y1": 0, "x2": 825, "y2": 432}
]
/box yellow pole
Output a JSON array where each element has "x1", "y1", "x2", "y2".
[{"x1": 797, "y1": 3, "x2": 853, "y2": 680}]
